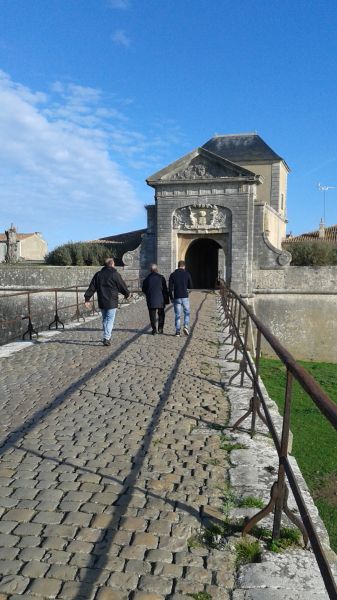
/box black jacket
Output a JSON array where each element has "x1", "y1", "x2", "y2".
[
  {"x1": 142, "y1": 272, "x2": 169, "y2": 309},
  {"x1": 84, "y1": 267, "x2": 129, "y2": 309},
  {"x1": 169, "y1": 268, "x2": 193, "y2": 300}
]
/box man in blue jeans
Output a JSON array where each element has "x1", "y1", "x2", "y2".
[
  {"x1": 84, "y1": 258, "x2": 130, "y2": 346},
  {"x1": 169, "y1": 260, "x2": 193, "y2": 337}
]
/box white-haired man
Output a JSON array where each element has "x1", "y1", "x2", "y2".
[
  {"x1": 84, "y1": 258, "x2": 130, "y2": 346},
  {"x1": 142, "y1": 264, "x2": 169, "y2": 335}
]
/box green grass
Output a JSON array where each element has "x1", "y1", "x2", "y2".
[
  {"x1": 260, "y1": 358, "x2": 337, "y2": 552},
  {"x1": 235, "y1": 539, "x2": 262, "y2": 566},
  {"x1": 237, "y1": 496, "x2": 265, "y2": 509},
  {"x1": 187, "y1": 593, "x2": 212, "y2": 600}
]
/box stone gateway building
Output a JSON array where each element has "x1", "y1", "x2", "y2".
[{"x1": 101, "y1": 133, "x2": 291, "y2": 295}]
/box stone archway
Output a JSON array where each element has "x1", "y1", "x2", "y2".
[{"x1": 185, "y1": 238, "x2": 221, "y2": 289}]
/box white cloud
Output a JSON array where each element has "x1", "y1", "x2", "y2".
[
  {"x1": 0, "y1": 71, "x2": 186, "y2": 248},
  {"x1": 111, "y1": 29, "x2": 131, "y2": 48},
  {"x1": 0, "y1": 71, "x2": 141, "y2": 247}
]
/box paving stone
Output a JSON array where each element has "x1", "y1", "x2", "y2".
[
  {"x1": 95, "y1": 588, "x2": 128, "y2": 600},
  {"x1": 47, "y1": 566, "x2": 79, "y2": 584},
  {"x1": 145, "y1": 549, "x2": 173, "y2": 563},
  {"x1": 0, "y1": 575, "x2": 30, "y2": 594},
  {"x1": 107, "y1": 572, "x2": 139, "y2": 590},
  {"x1": 21, "y1": 560, "x2": 50, "y2": 577},
  {"x1": 13, "y1": 522, "x2": 43, "y2": 536},
  {"x1": 17, "y1": 535, "x2": 42, "y2": 548},
  {"x1": 33, "y1": 511, "x2": 64, "y2": 524},
  {"x1": 58, "y1": 581, "x2": 96, "y2": 599},
  {"x1": 119, "y1": 517, "x2": 147, "y2": 531},
  {"x1": 132, "y1": 533, "x2": 158, "y2": 549},
  {"x1": 2, "y1": 508, "x2": 35, "y2": 522},
  {"x1": 63, "y1": 511, "x2": 92, "y2": 526},
  {"x1": 0, "y1": 560, "x2": 23, "y2": 575},
  {"x1": 0, "y1": 533, "x2": 19, "y2": 547},
  {"x1": 28, "y1": 577, "x2": 62, "y2": 597},
  {"x1": 138, "y1": 575, "x2": 173, "y2": 595},
  {"x1": 66, "y1": 540, "x2": 94, "y2": 554},
  {"x1": 43, "y1": 550, "x2": 72, "y2": 565},
  {"x1": 19, "y1": 547, "x2": 46, "y2": 561},
  {"x1": 124, "y1": 559, "x2": 151, "y2": 575}
]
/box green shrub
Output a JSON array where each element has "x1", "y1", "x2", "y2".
[
  {"x1": 45, "y1": 242, "x2": 118, "y2": 266},
  {"x1": 284, "y1": 241, "x2": 337, "y2": 266}
]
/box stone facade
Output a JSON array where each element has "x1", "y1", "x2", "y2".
[{"x1": 142, "y1": 134, "x2": 290, "y2": 294}]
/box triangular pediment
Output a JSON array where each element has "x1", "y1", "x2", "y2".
[{"x1": 147, "y1": 147, "x2": 258, "y2": 186}]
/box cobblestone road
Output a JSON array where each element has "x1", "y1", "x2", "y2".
[{"x1": 0, "y1": 292, "x2": 233, "y2": 600}]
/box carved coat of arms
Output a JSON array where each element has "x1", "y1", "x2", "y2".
[{"x1": 173, "y1": 205, "x2": 230, "y2": 231}]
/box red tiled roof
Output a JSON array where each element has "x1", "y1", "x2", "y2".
[
  {"x1": 0, "y1": 233, "x2": 37, "y2": 242},
  {"x1": 283, "y1": 224, "x2": 337, "y2": 244}
]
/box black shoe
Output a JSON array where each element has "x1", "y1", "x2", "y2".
[
  {"x1": 175, "y1": 331, "x2": 181, "y2": 337},
  {"x1": 152, "y1": 329, "x2": 157, "y2": 335},
  {"x1": 158, "y1": 329, "x2": 163, "y2": 334},
  {"x1": 103, "y1": 339, "x2": 111, "y2": 346}
]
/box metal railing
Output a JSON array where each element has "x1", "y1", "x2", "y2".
[
  {"x1": 0, "y1": 279, "x2": 141, "y2": 345},
  {"x1": 219, "y1": 280, "x2": 337, "y2": 599}
]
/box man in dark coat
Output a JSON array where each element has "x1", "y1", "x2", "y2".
[
  {"x1": 169, "y1": 260, "x2": 193, "y2": 336},
  {"x1": 84, "y1": 257, "x2": 130, "y2": 346},
  {"x1": 142, "y1": 264, "x2": 169, "y2": 335}
]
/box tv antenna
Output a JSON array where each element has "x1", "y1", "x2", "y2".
[{"x1": 318, "y1": 183, "x2": 335, "y2": 223}]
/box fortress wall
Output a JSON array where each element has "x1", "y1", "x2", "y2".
[
  {"x1": 0, "y1": 265, "x2": 140, "y2": 290},
  {"x1": 253, "y1": 266, "x2": 337, "y2": 362}
]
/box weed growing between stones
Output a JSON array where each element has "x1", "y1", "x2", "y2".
[
  {"x1": 219, "y1": 434, "x2": 247, "y2": 451},
  {"x1": 187, "y1": 534, "x2": 204, "y2": 549},
  {"x1": 235, "y1": 539, "x2": 262, "y2": 566},
  {"x1": 237, "y1": 496, "x2": 265, "y2": 509},
  {"x1": 250, "y1": 525, "x2": 302, "y2": 552},
  {"x1": 187, "y1": 592, "x2": 212, "y2": 600}
]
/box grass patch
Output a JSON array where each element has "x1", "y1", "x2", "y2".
[
  {"x1": 219, "y1": 434, "x2": 248, "y2": 451},
  {"x1": 187, "y1": 534, "x2": 203, "y2": 549},
  {"x1": 187, "y1": 593, "x2": 212, "y2": 600},
  {"x1": 235, "y1": 539, "x2": 261, "y2": 566},
  {"x1": 250, "y1": 525, "x2": 301, "y2": 552},
  {"x1": 267, "y1": 527, "x2": 301, "y2": 552},
  {"x1": 260, "y1": 358, "x2": 337, "y2": 552},
  {"x1": 237, "y1": 496, "x2": 265, "y2": 509}
]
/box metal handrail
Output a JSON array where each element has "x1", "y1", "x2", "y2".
[
  {"x1": 219, "y1": 280, "x2": 337, "y2": 599},
  {"x1": 0, "y1": 278, "x2": 141, "y2": 344}
]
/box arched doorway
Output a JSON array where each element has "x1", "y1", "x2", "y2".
[{"x1": 185, "y1": 238, "x2": 221, "y2": 288}]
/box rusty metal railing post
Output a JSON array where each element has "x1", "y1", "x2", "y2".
[
  {"x1": 272, "y1": 368, "x2": 293, "y2": 539},
  {"x1": 48, "y1": 289, "x2": 64, "y2": 330},
  {"x1": 251, "y1": 330, "x2": 262, "y2": 437},
  {"x1": 22, "y1": 292, "x2": 38, "y2": 340}
]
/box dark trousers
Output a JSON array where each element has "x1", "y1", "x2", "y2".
[{"x1": 149, "y1": 308, "x2": 165, "y2": 332}]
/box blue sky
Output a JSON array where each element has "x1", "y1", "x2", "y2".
[{"x1": 1, "y1": 0, "x2": 337, "y2": 250}]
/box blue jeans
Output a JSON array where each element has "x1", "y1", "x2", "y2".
[
  {"x1": 101, "y1": 308, "x2": 117, "y2": 340},
  {"x1": 173, "y1": 298, "x2": 190, "y2": 332}
]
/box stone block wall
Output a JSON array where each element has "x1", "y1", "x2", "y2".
[
  {"x1": 252, "y1": 266, "x2": 337, "y2": 362},
  {"x1": 0, "y1": 265, "x2": 140, "y2": 290}
]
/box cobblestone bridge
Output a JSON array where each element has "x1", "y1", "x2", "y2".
[{"x1": 0, "y1": 292, "x2": 334, "y2": 599}]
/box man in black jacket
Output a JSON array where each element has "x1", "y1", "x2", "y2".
[
  {"x1": 142, "y1": 264, "x2": 169, "y2": 335},
  {"x1": 169, "y1": 260, "x2": 193, "y2": 336},
  {"x1": 84, "y1": 258, "x2": 130, "y2": 346}
]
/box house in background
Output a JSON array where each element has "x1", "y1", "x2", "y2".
[{"x1": 0, "y1": 226, "x2": 48, "y2": 263}]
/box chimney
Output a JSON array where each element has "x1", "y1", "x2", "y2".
[{"x1": 319, "y1": 218, "x2": 325, "y2": 239}]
